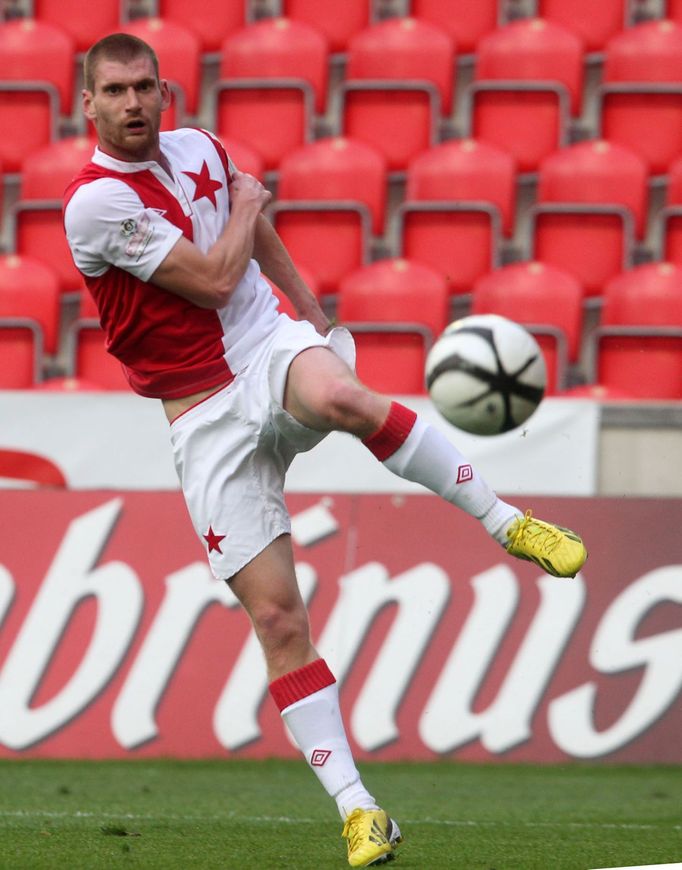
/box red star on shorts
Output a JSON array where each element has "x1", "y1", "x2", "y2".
[
  {"x1": 203, "y1": 526, "x2": 226, "y2": 554},
  {"x1": 182, "y1": 160, "x2": 222, "y2": 208}
]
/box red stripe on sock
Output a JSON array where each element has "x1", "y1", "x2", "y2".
[
  {"x1": 362, "y1": 401, "x2": 417, "y2": 462},
  {"x1": 269, "y1": 659, "x2": 336, "y2": 712}
]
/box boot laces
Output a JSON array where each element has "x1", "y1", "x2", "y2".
[
  {"x1": 342, "y1": 809, "x2": 364, "y2": 851},
  {"x1": 511, "y1": 510, "x2": 562, "y2": 555}
]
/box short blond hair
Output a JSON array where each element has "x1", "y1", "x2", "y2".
[{"x1": 84, "y1": 33, "x2": 160, "y2": 93}]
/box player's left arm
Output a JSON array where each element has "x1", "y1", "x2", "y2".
[{"x1": 253, "y1": 215, "x2": 331, "y2": 335}]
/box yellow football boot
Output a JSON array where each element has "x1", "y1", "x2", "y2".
[
  {"x1": 342, "y1": 808, "x2": 403, "y2": 867},
  {"x1": 506, "y1": 510, "x2": 587, "y2": 578}
]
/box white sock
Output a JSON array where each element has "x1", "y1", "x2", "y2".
[
  {"x1": 383, "y1": 415, "x2": 522, "y2": 545},
  {"x1": 281, "y1": 683, "x2": 378, "y2": 820}
]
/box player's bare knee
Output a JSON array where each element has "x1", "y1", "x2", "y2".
[
  {"x1": 251, "y1": 601, "x2": 309, "y2": 652},
  {"x1": 323, "y1": 376, "x2": 375, "y2": 432}
]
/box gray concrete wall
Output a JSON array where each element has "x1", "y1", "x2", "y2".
[{"x1": 598, "y1": 405, "x2": 682, "y2": 497}]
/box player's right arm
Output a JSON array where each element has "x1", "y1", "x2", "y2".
[
  {"x1": 151, "y1": 170, "x2": 271, "y2": 308},
  {"x1": 65, "y1": 170, "x2": 270, "y2": 309}
]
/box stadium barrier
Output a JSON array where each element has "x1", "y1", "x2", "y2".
[{"x1": 0, "y1": 393, "x2": 679, "y2": 762}]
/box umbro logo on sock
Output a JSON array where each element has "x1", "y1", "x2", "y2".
[
  {"x1": 310, "y1": 749, "x2": 332, "y2": 766},
  {"x1": 456, "y1": 464, "x2": 473, "y2": 484}
]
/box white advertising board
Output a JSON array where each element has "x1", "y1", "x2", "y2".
[{"x1": 0, "y1": 393, "x2": 599, "y2": 495}]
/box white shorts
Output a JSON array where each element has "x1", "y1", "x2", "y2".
[{"x1": 169, "y1": 316, "x2": 356, "y2": 580}]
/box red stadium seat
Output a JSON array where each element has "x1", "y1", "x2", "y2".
[
  {"x1": 531, "y1": 140, "x2": 648, "y2": 297},
  {"x1": 0, "y1": 19, "x2": 75, "y2": 114},
  {"x1": 665, "y1": 153, "x2": 682, "y2": 203},
  {"x1": 157, "y1": 0, "x2": 246, "y2": 53},
  {"x1": 410, "y1": 0, "x2": 499, "y2": 54},
  {"x1": 0, "y1": 254, "x2": 60, "y2": 354},
  {"x1": 121, "y1": 18, "x2": 202, "y2": 118},
  {"x1": 18, "y1": 136, "x2": 96, "y2": 199},
  {"x1": 668, "y1": 0, "x2": 682, "y2": 24},
  {"x1": 599, "y1": 21, "x2": 682, "y2": 174},
  {"x1": 591, "y1": 263, "x2": 682, "y2": 398},
  {"x1": 0, "y1": 317, "x2": 44, "y2": 388},
  {"x1": 659, "y1": 155, "x2": 682, "y2": 263},
  {"x1": 471, "y1": 262, "x2": 585, "y2": 394},
  {"x1": 338, "y1": 258, "x2": 449, "y2": 394},
  {"x1": 214, "y1": 19, "x2": 328, "y2": 171},
  {"x1": 537, "y1": 0, "x2": 626, "y2": 52},
  {"x1": 282, "y1": 0, "x2": 370, "y2": 53},
  {"x1": 341, "y1": 18, "x2": 455, "y2": 172},
  {"x1": 68, "y1": 291, "x2": 130, "y2": 390},
  {"x1": 219, "y1": 137, "x2": 266, "y2": 180},
  {"x1": 14, "y1": 137, "x2": 96, "y2": 295},
  {"x1": 0, "y1": 20, "x2": 74, "y2": 171},
  {"x1": 0, "y1": 254, "x2": 61, "y2": 387},
  {"x1": 270, "y1": 137, "x2": 387, "y2": 295},
  {"x1": 468, "y1": 19, "x2": 584, "y2": 173},
  {"x1": 33, "y1": 0, "x2": 120, "y2": 53},
  {"x1": 397, "y1": 139, "x2": 516, "y2": 296}
]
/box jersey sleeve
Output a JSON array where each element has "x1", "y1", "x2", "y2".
[{"x1": 64, "y1": 177, "x2": 184, "y2": 281}]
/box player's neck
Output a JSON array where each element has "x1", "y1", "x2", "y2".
[
  {"x1": 157, "y1": 151, "x2": 174, "y2": 180},
  {"x1": 97, "y1": 137, "x2": 164, "y2": 167}
]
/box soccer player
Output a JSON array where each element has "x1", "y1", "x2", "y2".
[{"x1": 64, "y1": 34, "x2": 587, "y2": 867}]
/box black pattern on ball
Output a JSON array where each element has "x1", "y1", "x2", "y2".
[{"x1": 426, "y1": 325, "x2": 544, "y2": 433}]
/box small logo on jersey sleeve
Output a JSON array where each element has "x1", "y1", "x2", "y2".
[{"x1": 121, "y1": 214, "x2": 153, "y2": 261}]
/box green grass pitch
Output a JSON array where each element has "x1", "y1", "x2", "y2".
[{"x1": 0, "y1": 759, "x2": 680, "y2": 869}]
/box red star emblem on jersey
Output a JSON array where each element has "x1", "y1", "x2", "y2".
[
  {"x1": 203, "y1": 526, "x2": 226, "y2": 554},
  {"x1": 182, "y1": 160, "x2": 222, "y2": 208}
]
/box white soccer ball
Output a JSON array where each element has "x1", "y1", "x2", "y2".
[{"x1": 425, "y1": 314, "x2": 546, "y2": 435}]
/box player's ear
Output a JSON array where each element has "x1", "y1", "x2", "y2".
[
  {"x1": 82, "y1": 89, "x2": 97, "y2": 122},
  {"x1": 159, "y1": 79, "x2": 171, "y2": 111}
]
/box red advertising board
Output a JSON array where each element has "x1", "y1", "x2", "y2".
[{"x1": 0, "y1": 491, "x2": 680, "y2": 762}]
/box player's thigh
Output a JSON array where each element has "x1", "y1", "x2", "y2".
[
  {"x1": 283, "y1": 345, "x2": 354, "y2": 428},
  {"x1": 284, "y1": 345, "x2": 389, "y2": 436}
]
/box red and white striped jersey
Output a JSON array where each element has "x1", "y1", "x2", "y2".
[{"x1": 64, "y1": 127, "x2": 279, "y2": 399}]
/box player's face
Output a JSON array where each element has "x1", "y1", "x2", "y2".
[{"x1": 84, "y1": 56, "x2": 170, "y2": 162}]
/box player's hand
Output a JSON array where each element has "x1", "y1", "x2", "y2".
[{"x1": 228, "y1": 170, "x2": 271, "y2": 213}]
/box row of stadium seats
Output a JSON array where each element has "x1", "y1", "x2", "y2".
[
  {"x1": 1, "y1": 0, "x2": 668, "y2": 56},
  {"x1": 2, "y1": 252, "x2": 681, "y2": 399},
  {"x1": 3, "y1": 133, "x2": 682, "y2": 301},
  {"x1": 262, "y1": 136, "x2": 682, "y2": 298},
  {"x1": 251, "y1": 258, "x2": 682, "y2": 400},
  {"x1": 1, "y1": 2, "x2": 680, "y2": 401},
  {"x1": 6, "y1": 12, "x2": 682, "y2": 174}
]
